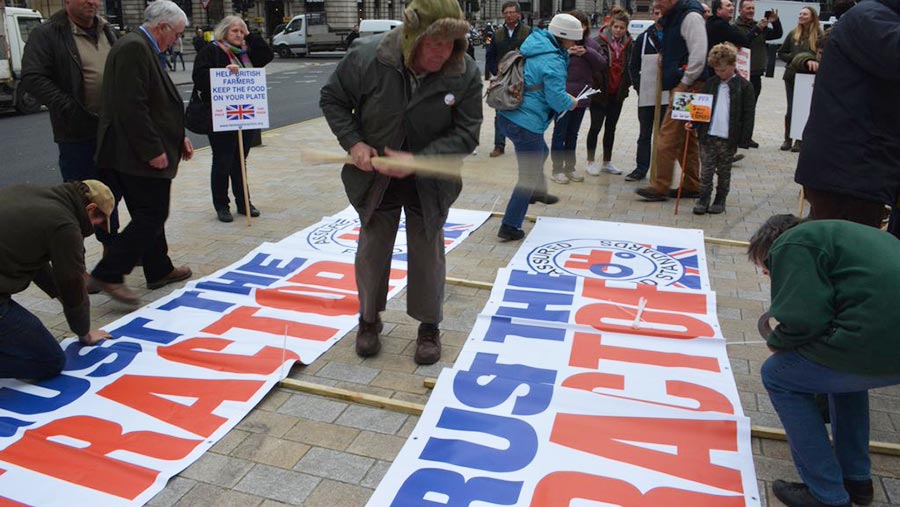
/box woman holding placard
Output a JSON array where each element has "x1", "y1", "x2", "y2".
[
  {"x1": 778, "y1": 7, "x2": 822, "y2": 153},
  {"x1": 192, "y1": 16, "x2": 274, "y2": 223}
]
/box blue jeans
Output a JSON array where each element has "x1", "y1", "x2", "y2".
[
  {"x1": 0, "y1": 297, "x2": 66, "y2": 380},
  {"x1": 498, "y1": 115, "x2": 548, "y2": 230},
  {"x1": 493, "y1": 114, "x2": 506, "y2": 149},
  {"x1": 634, "y1": 105, "x2": 667, "y2": 177},
  {"x1": 58, "y1": 140, "x2": 119, "y2": 244},
  {"x1": 550, "y1": 107, "x2": 587, "y2": 174},
  {"x1": 761, "y1": 350, "x2": 900, "y2": 505}
]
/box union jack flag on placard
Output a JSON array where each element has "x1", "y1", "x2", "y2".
[{"x1": 226, "y1": 104, "x2": 255, "y2": 120}]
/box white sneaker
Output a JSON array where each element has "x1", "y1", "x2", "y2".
[
  {"x1": 585, "y1": 162, "x2": 600, "y2": 176},
  {"x1": 567, "y1": 171, "x2": 584, "y2": 182},
  {"x1": 551, "y1": 173, "x2": 570, "y2": 184},
  {"x1": 601, "y1": 161, "x2": 623, "y2": 174}
]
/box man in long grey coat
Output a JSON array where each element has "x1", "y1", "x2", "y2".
[{"x1": 320, "y1": 0, "x2": 482, "y2": 365}]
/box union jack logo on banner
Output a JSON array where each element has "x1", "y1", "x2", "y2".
[{"x1": 226, "y1": 104, "x2": 255, "y2": 120}]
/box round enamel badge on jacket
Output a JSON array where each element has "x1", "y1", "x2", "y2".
[{"x1": 444, "y1": 93, "x2": 456, "y2": 106}]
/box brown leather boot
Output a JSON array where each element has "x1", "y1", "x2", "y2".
[
  {"x1": 355, "y1": 318, "x2": 382, "y2": 357},
  {"x1": 414, "y1": 323, "x2": 441, "y2": 365}
]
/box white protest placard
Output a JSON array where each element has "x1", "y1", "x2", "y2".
[
  {"x1": 671, "y1": 92, "x2": 713, "y2": 122},
  {"x1": 736, "y1": 47, "x2": 751, "y2": 81},
  {"x1": 790, "y1": 73, "x2": 815, "y2": 141},
  {"x1": 210, "y1": 68, "x2": 269, "y2": 132}
]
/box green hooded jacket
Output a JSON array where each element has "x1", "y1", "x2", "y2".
[{"x1": 320, "y1": 0, "x2": 483, "y2": 235}]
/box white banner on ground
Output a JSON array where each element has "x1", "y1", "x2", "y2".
[
  {"x1": 370, "y1": 221, "x2": 760, "y2": 507},
  {"x1": 369, "y1": 368, "x2": 759, "y2": 507},
  {"x1": 0, "y1": 208, "x2": 489, "y2": 507},
  {"x1": 210, "y1": 68, "x2": 269, "y2": 132},
  {"x1": 277, "y1": 207, "x2": 491, "y2": 261},
  {"x1": 508, "y1": 217, "x2": 711, "y2": 290},
  {"x1": 791, "y1": 73, "x2": 815, "y2": 141}
]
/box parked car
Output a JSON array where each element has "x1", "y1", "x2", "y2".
[{"x1": 358, "y1": 19, "x2": 402, "y2": 38}]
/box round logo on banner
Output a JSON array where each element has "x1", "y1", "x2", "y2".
[
  {"x1": 526, "y1": 239, "x2": 689, "y2": 286},
  {"x1": 306, "y1": 218, "x2": 408, "y2": 255}
]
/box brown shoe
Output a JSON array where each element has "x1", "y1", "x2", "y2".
[
  {"x1": 356, "y1": 318, "x2": 383, "y2": 357},
  {"x1": 414, "y1": 323, "x2": 442, "y2": 365},
  {"x1": 88, "y1": 276, "x2": 140, "y2": 305},
  {"x1": 147, "y1": 266, "x2": 192, "y2": 290},
  {"x1": 489, "y1": 147, "x2": 504, "y2": 158}
]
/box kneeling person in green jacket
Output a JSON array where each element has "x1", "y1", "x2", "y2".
[
  {"x1": 320, "y1": 0, "x2": 482, "y2": 365},
  {"x1": 0, "y1": 181, "x2": 115, "y2": 380},
  {"x1": 748, "y1": 214, "x2": 900, "y2": 507}
]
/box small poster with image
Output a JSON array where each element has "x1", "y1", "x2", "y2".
[
  {"x1": 736, "y1": 47, "x2": 751, "y2": 81},
  {"x1": 671, "y1": 92, "x2": 714, "y2": 122}
]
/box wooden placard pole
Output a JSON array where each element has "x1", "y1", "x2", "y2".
[
  {"x1": 648, "y1": 64, "x2": 663, "y2": 181},
  {"x1": 673, "y1": 125, "x2": 693, "y2": 215},
  {"x1": 237, "y1": 128, "x2": 252, "y2": 226}
]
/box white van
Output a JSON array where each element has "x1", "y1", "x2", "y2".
[{"x1": 358, "y1": 19, "x2": 402, "y2": 38}]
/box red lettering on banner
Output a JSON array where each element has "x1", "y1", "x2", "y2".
[
  {"x1": 532, "y1": 472, "x2": 745, "y2": 507},
  {"x1": 255, "y1": 285, "x2": 358, "y2": 316},
  {"x1": 203, "y1": 306, "x2": 337, "y2": 342},
  {"x1": 550, "y1": 414, "x2": 743, "y2": 493},
  {"x1": 574, "y1": 303, "x2": 715, "y2": 338},
  {"x1": 0, "y1": 416, "x2": 197, "y2": 500},
  {"x1": 562, "y1": 373, "x2": 735, "y2": 414},
  {"x1": 286, "y1": 260, "x2": 359, "y2": 292},
  {"x1": 98, "y1": 375, "x2": 262, "y2": 437},
  {"x1": 568, "y1": 332, "x2": 720, "y2": 371},
  {"x1": 581, "y1": 279, "x2": 708, "y2": 314},
  {"x1": 158, "y1": 337, "x2": 300, "y2": 374},
  {"x1": 0, "y1": 496, "x2": 29, "y2": 507}
]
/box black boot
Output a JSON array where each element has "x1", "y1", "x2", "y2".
[
  {"x1": 693, "y1": 193, "x2": 710, "y2": 215},
  {"x1": 781, "y1": 117, "x2": 793, "y2": 151},
  {"x1": 708, "y1": 193, "x2": 727, "y2": 214},
  {"x1": 355, "y1": 318, "x2": 383, "y2": 357}
]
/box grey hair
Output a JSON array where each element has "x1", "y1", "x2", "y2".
[
  {"x1": 144, "y1": 0, "x2": 189, "y2": 29},
  {"x1": 747, "y1": 214, "x2": 803, "y2": 267},
  {"x1": 214, "y1": 16, "x2": 248, "y2": 42}
]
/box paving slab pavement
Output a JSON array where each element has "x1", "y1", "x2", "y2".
[{"x1": 20, "y1": 66, "x2": 900, "y2": 506}]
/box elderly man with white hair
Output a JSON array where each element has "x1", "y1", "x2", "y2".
[{"x1": 89, "y1": 0, "x2": 194, "y2": 304}]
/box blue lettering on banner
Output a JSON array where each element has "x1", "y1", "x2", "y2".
[
  {"x1": 0, "y1": 375, "x2": 89, "y2": 415},
  {"x1": 109, "y1": 317, "x2": 181, "y2": 345},
  {"x1": 236, "y1": 254, "x2": 307, "y2": 277},
  {"x1": 63, "y1": 341, "x2": 143, "y2": 378},
  {"x1": 0, "y1": 416, "x2": 33, "y2": 438},
  {"x1": 158, "y1": 291, "x2": 234, "y2": 313},
  {"x1": 392, "y1": 468, "x2": 522, "y2": 506},
  {"x1": 496, "y1": 289, "x2": 573, "y2": 323},
  {"x1": 483, "y1": 316, "x2": 566, "y2": 343},
  {"x1": 420, "y1": 408, "x2": 538, "y2": 472},
  {"x1": 196, "y1": 271, "x2": 279, "y2": 295},
  {"x1": 507, "y1": 269, "x2": 577, "y2": 293},
  {"x1": 454, "y1": 353, "x2": 556, "y2": 415}
]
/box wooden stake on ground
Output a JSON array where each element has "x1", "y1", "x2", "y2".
[
  {"x1": 238, "y1": 128, "x2": 252, "y2": 227},
  {"x1": 278, "y1": 378, "x2": 424, "y2": 416},
  {"x1": 673, "y1": 125, "x2": 693, "y2": 215},
  {"x1": 798, "y1": 187, "x2": 806, "y2": 218}
]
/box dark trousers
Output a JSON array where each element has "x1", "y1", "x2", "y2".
[
  {"x1": 355, "y1": 177, "x2": 445, "y2": 325},
  {"x1": 209, "y1": 130, "x2": 254, "y2": 211},
  {"x1": 493, "y1": 114, "x2": 506, "y2": 149},
  {"x1": 750, "y1": 72, "x2": 762, "y2": 100},
  {"x1": 699, "y1": 136, "x2": 736, "y2": 198},
  {"x1": 58, "y1": 139, "x2": 119, "y2": 243},
  {"x1": 586, "y1": 98, "x2": 624, "y2": 162},
  {"x1": 169, "y1": 51, "x2": 185, "y2": 71},
  {"x1": 634, "y1": 105, "x2": 668, "y2": 177},
  {"x1": 92, "y1": 173, "x2": 174, "y2": 284},
  {"x1": 803, "y1": 187, "x2": 886, "y2": 229},
  {"x1": 0, "y1": 297, "x2": 65, "y2": 380},
  {"x1": 550, "y1": 107, "x2": 587, "y2": 174}
]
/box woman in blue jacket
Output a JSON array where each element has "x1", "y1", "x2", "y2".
[{"x1": 497, "y1": 13, "x2": 580, "y2": 241}]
